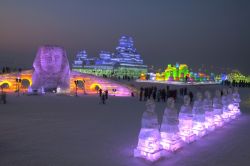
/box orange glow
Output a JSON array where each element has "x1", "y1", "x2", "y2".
[
  {"x1": 140, "y1": 73, "x2": 146, "y2": 80},
  {"x1": 0, "y1": 70, "x2": 134, "y2": 96},
  {"x1": 0, "y1": 80, "x2": 12, "y2": 87},
  {"x1": 155, "y1": 73, "x2": 164, "y2": 81}
]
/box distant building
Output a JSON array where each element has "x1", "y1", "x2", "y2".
[
  {"x1": 140, "y1": 63, "x2": 219, "y2": 82},
  {"x1": 72, "y1": 36, "x2": 148, "y2": 78}
]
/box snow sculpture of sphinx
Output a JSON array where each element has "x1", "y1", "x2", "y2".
[
  {"x1": 179, "y1": 95, "x2": 196, "y2": 143},
  {"x1": 213, "y1": 90, "x2": 224, "y2": 127},
  {"x1": 160, "y1": 97, "x2": 183, "y2": 151},
  {"x1": 192, "y1": 92, "x2": 206, "y2": 137},
  {"x1": 31, "y1": 46, "x2": 70, "y2": 92},
  {"x1": 134, "y1": 99, "x2": 165, "y2": 161},
  {"x1": 203, "y1": 91, "x2": 216, "y2": 131}
]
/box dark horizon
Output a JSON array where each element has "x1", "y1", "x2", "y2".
[{"x1": 0, "y1": 0, "x2": 249, "y2": 74}]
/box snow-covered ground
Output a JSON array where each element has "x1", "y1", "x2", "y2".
[{"x1": 0, "y1": 85, "x2": 250, "y2": 166}]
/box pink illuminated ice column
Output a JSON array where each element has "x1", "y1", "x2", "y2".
[
  {"x1": 232, "y1": 87, "x2": 241, "y2": 116},
  {"x1": 203, "y1": 91, "x2": 216, "y2": 131},
  {"x1": 179, "y1": 95, "x2": 196, "y2": 143},
  {"x1": 227, "y1": 88, "x2": 237, "y2": 119},
  {"x1": 221, "y1": 89, "x2": 230, "y2": 123},
  {"x1": 134, "y1": 99, "x2": 165, "y2": 162},
  {"x1": 213, "y1": 90, "x2": 224, "y2": 127},
  {"x1": 160, "y1": 97, "x2": 183, "y2": 151},
  {"x1": 192, "y1": 92, "x2": 207, "y2": 137}
]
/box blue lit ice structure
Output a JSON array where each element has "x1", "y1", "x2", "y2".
[
  {"x1": 160, "y1": 97, "x2": 183, "y2": 151},
  {"x1": 72, "y1": 36, "x2": 148, "y2": 77},
  {"x1": 221, "y1": 89, "x2": 231, "y2": 123},
  {"x1": 115, "y1": 36, "x2": 144, "y2": 65},
  {"x1": 134, "y1": 99, "x2": 165, "y2": 162},
  {"x1": 72, "y1": 50, "x2": 88, "y2": 68},
  {"x1": 179, "y1": 96, "x2": 196, "y2": 143},
  {"x1": 213, "y1": 90, "x2": 224, "y2": 127},
  {"x1": 203, "y1": 91, "x2": 216, "y2": 132},
  {"x1": 192, "y1": 92, "x2": 207, "y2": 137}
]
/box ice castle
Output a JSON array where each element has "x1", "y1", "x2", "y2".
[{"x1": 72, "y1": 36, "x2": 148, "y2": 78}]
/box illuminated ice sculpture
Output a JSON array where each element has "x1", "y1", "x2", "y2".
[
  {"x1": 232, "y1": 87, "x2": 241, "y2": 116},
  {"x1": 192, "y1": 92, "x2": 207, "y2": 137},
  {"x1": 203, "y1": 91, "x2": 216, "y2": 131},
  {"x1": 213, "y1": 90, "x2": 224, "y2": 127},
  {"x1": 179, "y1": 95, "x2": 196, "y2": 143},
  {"x1": 31, "y1": 46, "x2": 70, "y2": 92},
  {"x1": 134, "y1": 99, "x2": 165, "y2": 162},
  {"x1": 227, "y1": 88, "x2": 236, "y2": 119},
  {"x1": 160, "y1": 97, "x2": 183, "y2": 151},
  {"x1": 221, "y1": 89, "x2": 230, "y2": 123}
]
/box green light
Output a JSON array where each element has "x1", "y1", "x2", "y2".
[{"x1": 227, "y1": 70, "x2": 250, "y2": 83}]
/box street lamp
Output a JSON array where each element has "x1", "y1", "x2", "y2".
[
  {"x1": 74, "y1": 80, "x2": 79, "y2": 96},
  {"x1": 16, "y1": 77, "x2": 22, "y2": 96}
]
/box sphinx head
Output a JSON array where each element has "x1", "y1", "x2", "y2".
[
  {"x1": 204, "y1": 90, "x2": 211, "y2": 99},
  {"x1": 34, "y1": 46, "x2": 67, "y2": 74},
  {"x1": 196, "y1": 92, "x2": 203, "y2": 101},
  {"x1": 227, "y1": 88, "x2": 233, "y2": 95},
  {"x1": 167, "y1": 97, "x2": 175, "y2": 109},
  {"x1": 223, "y1": 88, "x2": 228, "y2": 96},
  {"x1": 184, "y1": 95, "x2": 191, "y2": 106},
  {"x1": 215, "y1": 90, "x2": 221, "y2": 98},
  {"x1": 233, "y1": 87, "x2": 239, "y2": 94},
  {"x1": 146, "y1": 99, "x2": 156, "y2": 113}
]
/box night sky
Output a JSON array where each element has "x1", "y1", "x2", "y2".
[{"x1": 0, "y1": 0, "x2": 249, "y2": 74}]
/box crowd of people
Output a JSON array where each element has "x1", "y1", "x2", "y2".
[
  {"x1": 139, "y1": 86, "x2": 195, "y2": 103},
  {"x1": 102, "y1": 74, "x2": 137, "y2": 81},
  {"x1": 139, "y1": 86, "x2": 172, "y2": 102},
  {"x1": 1, "y1": 66, "x2": 23, "y2": 74},
  {"x1": 222, "y1": 80, "x2": 250, "y2": 88}
]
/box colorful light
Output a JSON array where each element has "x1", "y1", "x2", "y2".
[
  {"x1": 139, "y1": 63, "x2": 223, "y2": 84},
  {"x1": 72, "y1": 36, "x2": 148, "y2": 78},
  {"x1": 0, "y1": 70, "x2": 134, "y2": 96}
]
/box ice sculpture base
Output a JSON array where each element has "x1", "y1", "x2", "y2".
[
  {"x1": 134, "y1": 148, "x2": 166, "y2": 162},
  {"x1": 193, "y1": 128, "x2": 206, "y2": 137},
  {"x1": 179, "y1": 132, "x2": 196, "y2": 143},
  {"x1": 222, "y1": 113, "x2": 230, "y2": 123},
  {"x1": 214, "y1": 120, "x2": 223, "y2": 127},
  {"x1": 214, "y1": 115, "x2": 223, "y2": 127},
  {"x1": 204, "y1": 122, "x2": 216, "y2": 132},
  {"x1": 229, "y1": 112, "x2": 236, "y2": 120},
  {"x1": 160, "y1": 138, "x2": 183, "y2": 152},
  {"x1": 193, "y1": 122, "x2": 207, "y2": 137}
]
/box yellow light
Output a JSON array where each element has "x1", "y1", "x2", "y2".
[
  {"x1": 0, "y1": 80, "x2": 12, "y2": 87},
  {"x1": 90, "y1": 83, "x2": 102, "y2": 91}
]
